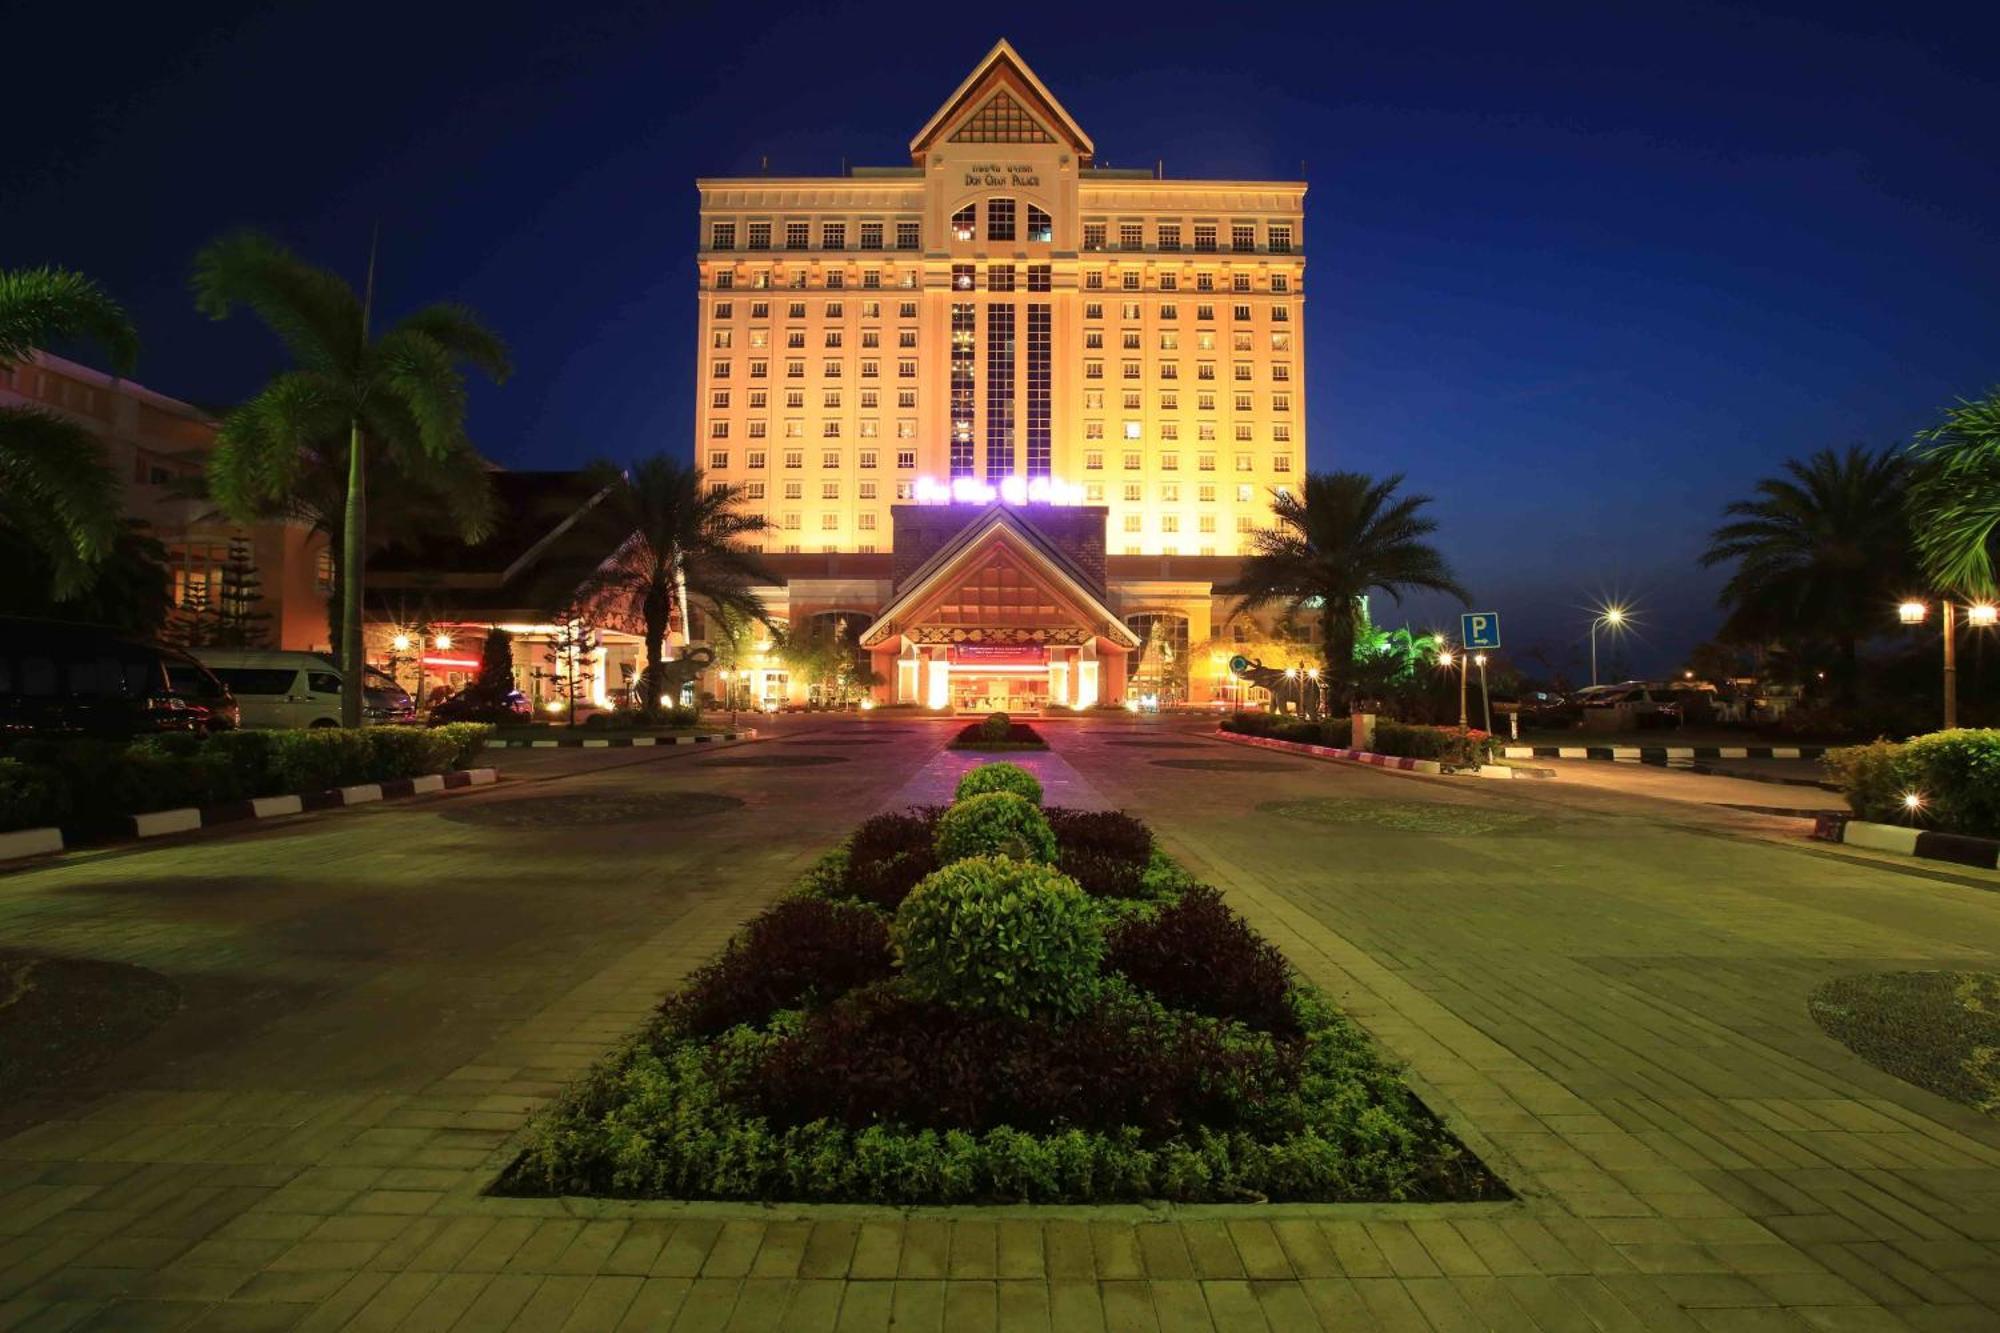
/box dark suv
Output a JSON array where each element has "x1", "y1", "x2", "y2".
[{"x1": 0, "y1": 618, "x2": 238, "y2": 740}]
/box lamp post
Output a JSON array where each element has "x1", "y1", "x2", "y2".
[
  {"x1": 1903, "y1": 598, "x2": 1999, "y2": 729},
  {"x1": 1589, "y1": 605, "x2": 1627, "y2": 686},
  {"x1": 1475, "y1": 652, "x2": 1492, "y2": 733},
  {"x1": 1437, "y1": 649, "x2": 1468, "y2": 729}
]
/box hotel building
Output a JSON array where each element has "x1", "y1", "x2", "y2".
[{"x1": 693, "y1": 40, "x2": 1311, "y2": 712}]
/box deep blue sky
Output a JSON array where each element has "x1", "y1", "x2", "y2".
[{"x1": 8, "y1": 1, "x2": 1997, "y2": 678}]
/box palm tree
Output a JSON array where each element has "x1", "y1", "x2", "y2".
[
  {"x1": 0, "y1": 266, "x2": 140, "y2": 596},
  {"x1": 192, "y1": 231, "x2": 510, "y2": 726},
  {"x1": 573, "y1": 455, "x2": 775, "y2": 716},
  {"x1": 1699, "y1": 445, "x2": 1912, "y2": 698},
  {"x1": 1908, "y1": 388, "x2": 2000, "y2": 598},
  {"x1": 1219, "y1": 471, "x2": 1469, "y2": 708}
]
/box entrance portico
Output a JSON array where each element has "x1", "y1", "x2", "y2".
[{"x1": 863, "y1": 507, "x2": 1139, "y2": 713}]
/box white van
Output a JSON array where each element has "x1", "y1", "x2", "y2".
[{"x1": 195, "y1": 650, "x2": 416, "y2": 729}]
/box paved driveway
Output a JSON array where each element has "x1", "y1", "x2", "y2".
[{"x1": 0, "y1": 717, "x2": 1996, "y2": 1330}]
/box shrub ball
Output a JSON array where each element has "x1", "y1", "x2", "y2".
[
  {"x1": 892, "y1": 855, "x2": 1103, "y2": 1020},
  {"x1": 953, "y1": 760, "x2": 1044, "y2": 806},
  {"x1": 842, "y1": 807, "x2": 943, "y2": 910},
  {"x1": 665, "y1": 896, "x2": 893, "y2": 1037},
  {"x1": 1106, "y1": 883, "x2": 1296, "y2": 1034},
  {"x1": 934, "y1": 791, "x2": 1059, "y2": 865}
]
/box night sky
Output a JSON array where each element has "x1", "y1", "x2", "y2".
[{"x1": 8, "y1": 1, "x2": 1996, "y2": 679}]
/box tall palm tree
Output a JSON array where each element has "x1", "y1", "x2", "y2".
[
  {"x1": 1699, "y1": 445, "x2": 1912, "y2": 697},
  {"x1": 1907, "y1": 388, "x2": 2000, "y2": 598},
  {"x1": 0, "y1": 266, "x2": 140, "y2": 596},
  {"x1": 1219, "y1": 471, "x2": 1469, "y2": 708},
  {"x1": 573, "y1": 455, "x2": 775, "y2": 716},
  {"x1": 192, "y1": 231, "x2": 510, "y2": 726}
]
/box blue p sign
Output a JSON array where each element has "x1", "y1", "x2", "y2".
[{"x1": 1461, "y1": 612, "x2": 1501, "y2": 650}]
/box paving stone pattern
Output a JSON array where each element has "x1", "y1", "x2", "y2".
[{"x1": 0, "y1": 716, "x2": 1996, "y2": 1329}]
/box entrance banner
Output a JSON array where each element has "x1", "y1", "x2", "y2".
[{"x1": 949, "y1": 644, "x2": 1048, "y2": 666}]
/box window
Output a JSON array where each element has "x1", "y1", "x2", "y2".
[
  {"x1": 897, "y1": 359, "x2": 916, "y2": 378},
  {"x1": 1086, "y1": 483, "x2": 1105, "y2": 502},
  {"x1": 898, "y1": 301, "x2": 917, "y2": 319},
  {"x1": 784, "y1": 513, "x2": 802, "y2": 529},
  {"x1": 1121, "y1": 301, "x2": 1141, "y2": 320},
  {"x1": 1236, "y1": 453, "x2": 1253, "y2": 472},
  {"x1": 1160, "y1": 391, "x2": 1178, "y2": 410},
  {"x1": 708, "y1": 450, "x2": 729, "y2": 468},
  {"x1": 784, "y1": 450, "x2": 804, "y2": 467},
  {"x1": 821, "y1": 222, "x2": 846, "y2": 250},
  {"x1": 825, "y1": 270, "x2": 844, "y2": 289},
  {"x1": 1161, "y1": 515, "x2": 1180, "y2": 534},
  {"x1": 860, "y1": 221, "x2": 883, "y2": 250},
  {"x1": 1232, "y1": 223, "x2": 1256, "y2": 252},
  {"x1": 784, "y1": 482, "x2": 803, "y2": 500},
  {"x1": 1085, "y1": 360, "x2": 1103, "y2": 380},
  {"x1": 785, "y1": 222, "x2": 809, "y2": 250},
  {"x1": 860, "y1": 360, "x2": 879, "y2": 378},
  {"x1": 1027, "y1": 205, "x2": 1052, "y2": 242},
  {"x1": 751, "y1": 301, "x2": 769, "y2": 319},
  {"x1": 1199, "y1": 484, "x2": 1216, "y2": 502},
  {"x1": 1272, "y1": 424, "x2": 1291, "y2": 442},
  {"x1": 861, "y1": 330, "x2": 880, "y2": 349},
  {"x1": 987, "y1": 198, "x2": 1015, "y2": 241},
  {"x1": 1237, "y1": 483, "x2": 1254, "y2": 502},
  {"x1": 1235, "y1": 423, "x2": 1253, "y2": 441},
  {"x1": 1199, "y1": 514, "x2": 1216, "y2": 534},
  {"x1": 822, "y1": 481, "x2": 840, "y2": 499},
  {"x1": 1273, "y1": 393, "x2": 1291, "y2": 412},
  {"x1": 710, "y1": 359, "x2": 730, "y2": 379},
  {"x1": 859, "y1": 421, "x2": 878, "y2": 438},
  {"x1": 821, "y1": 514, "x2": 839, "y2": 531},
  {"x1": 1085, "y1": 450, "x2": 1104, "y2": 470},
  {"x1": 898, "y1": 420, "x2": 916, "y2": 439},
  {"x1": 748, "y1": 222, "x2": 771, "y2": 250},
  {"x1": 1272, "y1": 305, "x2": 1290, "y2": 322},
  {"x1": 823, "y1": 359, "x2": 841, "y2": 378},
  {"x1": 1271, "y1": 274, "x2": 1290, "y2": 293},
  {"x1": 1234, "y1": 362, "x2": 1253, "y2": 382},
  {"x1": 862, "y1": 269, "x2": 880, "y2": 289},
  {"x1": 786, "y1": 389, "x2": 805, "y2": 407},
  {"x1": 896, "y1": 449, "x2": 916, "y2": 468},
  {"x1": 953, "y1": 263, "x2": 975, "y2": 291},
  {"x1": 711, "y1": 221, "x2": 736, "y2": 249},
  {"x1": 1159, "y1": 272, "x2": 1177, "y2": 291},
  {"x1": 1122, "y1": 451, "x2": 1141, "y2": 470},
  {"x1": 859, "y1": 448, "x2": 878, "y2": 467},
  {"x1": 746, "y1": 482, "x2": 766, "y2": 499},
  {"x1": 1161, "y1": 422, "x2": 1179, "y2": 440},
  {"x1": 859, "y1": 513, "x2": 877, "y2": 530},
  {"x1": 895, "y1": 480, "x2": 916, "y2": 499},
  {"x1": 1084, "y1": 270, "x2": 1104, "y2": 291},
  {"x1": 1158, "y1": 223, "x2": 1181, "y2": 251},
  {"x1": 823, "y1": 447, "x2": 841, "y2": 466},
  {"x1": 747, "y1": 422, "x2": 766, "y2": 439},
  {"x1": 1123, "y1": 514, "x2": 1143, "y2": 533},
  {"x1": 1232, "y1": 332, "x2": 1254, "y2": 352},
  {"x1": 1123, "y1": 420, "x2": 1142, "y2": 439},
  {"x1": 951, "y1": 204, "x2": 976, "y2": 241},
  {"x1": 989, "y1": 264, "x2": 1015, "y2": 291},
  {"x1": 1197, "y1": 272, "x2": 1215, "y2": 292},
  {"x1": 1194, "y1": 224, "x2": 1217, "y2": 252},
  {"x1": 1083, "y1": 222, "x2": 1106, "y2": 251},
  {"x1": 896, "y1": 221, "x2": 921, "y2": 250},
  {"x1": 1119, "y1": 222, "x2": 1143, "y2": 250},
  {"x1": 1121, "y1": 331, "x2": 1141, "y2": 351},
  {"x1": 1273, "y1": 454, "x2": 1293, "y2": 472},
  {"x1": 1232, "y1": 274, "x2": 1252, "y2": 294},
  {"x1": 711, "y1": 390, "x2": 730, "y2": 408},
  {"x1": 1085, "y1": 302, "x2": 1103, "y2": 320},
  {"x1": 1161, "y1": 302, "x2": 1178, "y2": 320},
  {"x1": 747, "y1": 450, "x2": 767, "y2": 468},
  {"x1": 1197, "y1": 304, "x2": 1215, "y2": 322},
  {"x1": 1161, "y1": 452, "x2": 1180, "y2": 471},
  {"x1": 1122, "y1": 483, "x2": 1142, "y2": 502},
  {"x1": 1269, "y1": 224, "x2": 1292, "y2": 254},
  {"x1": 1122, "y1": 391, "x2": 1142, "y2": 410},
  {"x1": 897, "y1": 390, "x2": 916, "y2": 408},
  {"x1": 1122, "y1": 362, "x2": 1140, "y2": 381},
  {"x1": 1237, "y1": 515, "x2": 1255, "y2": 533},
  {"x1": 749, "y1": 359, "x2": 768, "y2": 378},
  {"x1": 1121, "y1": 272, "x2": 1140, "y2": 291},
  {"x1": 1199, "y1": 422, "x2": 1216, "y2": 440},
  {"x1": 824, "y1": 331, "x2": 842, "y2": 348},
  {"x1": 1235, "y1": 393, "x2": 1252, "y2": 412},
  {"x1": 1027, "y1": 263, "x2": 1051, "y2": 292}
]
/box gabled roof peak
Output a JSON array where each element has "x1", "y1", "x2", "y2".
[{"x1": 910, "y1": 38, "x2": 1093, "y2": 166}]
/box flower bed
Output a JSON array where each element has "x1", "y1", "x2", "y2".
[
  {"x1": 0, "y1": 724, "x2": 493, "y2": 834},
  {"x1": 500, "y1": 761, "x2": 1503, "y2": 1205},
  {"x1": 948, "y1": 711, "x2": 1049, "y2": 751}
]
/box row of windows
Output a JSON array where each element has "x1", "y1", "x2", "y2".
[
  {"x1": 712, "y1": 269, "x2": 919, "y2": 292},
  {"x1": 1082, "y1": 361, "x2": 1292, "y2": 384},
  {"x1": 713, "y1": 300, "x2": 919, "y2": 321},
  {"x1": 715, "y1": 329, "x2": 920, "y2": 350},
  {"x1": 1086, "y1": 330, "x2": 1292, "y2": 352},
  {"x1": 1086, "y1": 272, "x2": 1293, "y2": 294},
  {"x1": 1082, "y1": 388, "x2": 1287, "y2": 411},
  {"x1": 1086, "y1": 415, "x2": 1296, "y2": 439},
  {"x1": 710, "y1": 360, "x2": 921, "y2": 380},
  {"x1": 710, "y1": 220, "x2": 924, "y2": 252},
  {"x1": 710, "y1": 390, "x2": 916, "y2": 410},
  {"x1": 708, "y1": 415, "x2": 920, "y2": 439},
  {"x1": 950, "y1": 199, "x2": 1054, "y2": 243},
  {"x1": 1082, "y1": 451, "x2": 1294, "y2": 470},
  {"x1": 1083, "y1": 221, "x2": 1294, "y2": 254},
  {"x1": 708, "y1": 450, "x2": 922, "y2": 470}
]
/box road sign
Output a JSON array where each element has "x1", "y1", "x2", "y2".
[{"x1": 1460, "y1": 612, "x2": 1502, "y2": 651}]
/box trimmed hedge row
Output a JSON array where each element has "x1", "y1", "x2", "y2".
[
  {"x1": 1221, "y1": 712, "x2": 1495, "y2": 764},
  {"x1": 1827, "y1": 729, "x2": 2000, "y2": 838},
  {"x1": 0, "y1": 724, "x2": 493, "y2": 833}
]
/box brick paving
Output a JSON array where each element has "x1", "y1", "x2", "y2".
[{"x1": 1, "y1": 716, "x2": 1997, "y2": 1329}]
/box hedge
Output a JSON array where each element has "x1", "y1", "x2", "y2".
[
  {"x1": 0, "y1": 724, "x2": 493, "y2": 834},
  {"x1": 1220, "y1": 713, "x2": 1494, "y2": 764},
  {"x1": 1826, "y1": 729, "x2": 2000, "y2": 838}
]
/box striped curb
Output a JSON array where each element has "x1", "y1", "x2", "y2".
[
  {"x1": 1, "y1": 768, "x2": 499, "y2": 864},
  {"x1": 1813, "y1": 813, "x2": 2000, "y2": 871},
  {"x1": 1217, "y1": 729, "x2": 1445, "y2": 774},
  {"x1": 1503, "y1": 743, "x2": 1823, "y2": 762},
  {"x1": 490, "y1": 729, "x2": 755, "y2": 749}
]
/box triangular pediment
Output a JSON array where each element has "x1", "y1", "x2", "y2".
[
  {"x1": 861, "y1": 511, "x2": 1138, "y2": 649},
  {"x1": 910, "y1": 39, "x2": 1093, "y2": 165}
]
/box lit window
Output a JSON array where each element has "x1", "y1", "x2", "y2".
[
  {"x1": 1027, "y1": 205, "x2": 1052, "y2": 242},
  {"x1": 952, "y1": 204, "x2": 976, "y2": 241},
  {"x1": 1083, "y1": 222, "x2": 1106, "y2": 251}
]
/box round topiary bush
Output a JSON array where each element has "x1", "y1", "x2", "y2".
[
  {"x1": 892, "y1": 855, "x2": 1104, "y2": 1020},
  {"x1": 980, "y1": 711, "x2": 1013, "y2": 742},
  {"x1": 954, "y1": 760, "x2": 1043, "y2": 805},
  {"x1": 935, "y1": 791, "x2": 1058, "y2": 865}
]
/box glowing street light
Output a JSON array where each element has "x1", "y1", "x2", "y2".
[
  {"x1": 1972, "y1": 604, "x2": 1999, "y2": 628},
  {"x1": 1898, "y1": 601, "x2": 1928, "y2": 625},
  {"x1": 1589, "y1": 604, "x2": 1629, "y2": 686},
  {"x1": 1436, "y1": 650, "x2": 1456, "y2": 668},
  {"x1": 1898, "y1": 597, "x2": 1998, "y2": 728},
  {"x1": 391, "y1": 632, "x2": 412, "y2": 652},
  {"x1": 432, "y1": 631, "x2": 453, "y2": 651}
]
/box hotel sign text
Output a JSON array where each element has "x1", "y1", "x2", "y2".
[{"x1": 963, "y1": 162, "x2": 1041, "y2": 188}]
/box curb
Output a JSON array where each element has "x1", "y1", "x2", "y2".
[
  {"x1": 490, "y1": 730, "x2": 754, "y2": 749},
  {"x1": 0, "y1": 767, "x2": 499, "y2": 865},
  {"x1": 1813, "y1": 813, "x2": 2000, "y2": 871},
  {"x1": 1503, "y1": 743, "x2": 1823, "y2": 761},
  {"x1": 1217, "y1": 730, "x2": 1445, "y2": 775}
]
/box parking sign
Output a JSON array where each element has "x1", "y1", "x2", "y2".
[{"x1": 1460, "y1": 612, "x2": 1501, "y2": 650}]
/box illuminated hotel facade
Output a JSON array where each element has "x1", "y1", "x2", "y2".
[{"x1": 696, "y1": 40, "x2": 1310, "y2": 712}]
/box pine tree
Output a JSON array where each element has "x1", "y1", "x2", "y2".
[
  {"x1": 461, "y1": 626, "x2": 516, "y2": 708},
  {"x1": 543, "y1": 614, "x2": 598, "y2": 727},
  {"x1": 211, "y1": 536, "x2": 273, "y2": 647}
]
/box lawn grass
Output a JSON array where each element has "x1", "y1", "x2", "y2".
[{"x1": 1810, "y1": 971, "x2": 2000, "y2": 1113}]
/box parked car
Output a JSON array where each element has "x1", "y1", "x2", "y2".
[
  {"x1": 1578, "y1": 681, "x2": 1684, "y2": 730},
  {"x1": 195, "y1": 650, "x2": 415, "y2": 729},
  {"x1": 0, "y1": 617, "x2": 237, "y2": 740},
  {"x1": 427, "y1": 688, "x2": 532, "y2": 724}
]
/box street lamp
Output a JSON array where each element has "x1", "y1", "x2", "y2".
[
  {"x1": 1592, "y1": 604, "x2": 1624, "y2": 684},
  {"x1": 1897, "y1": 599, "x2": 1999, "y2": 729},
  {"x1": 1474, "y1": 653, "x2": 1491, "y2": 733}
]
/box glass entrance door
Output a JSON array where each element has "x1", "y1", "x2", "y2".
[{"x1": 951, "y1": 673, "x2": 1048, "y2": 715}]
